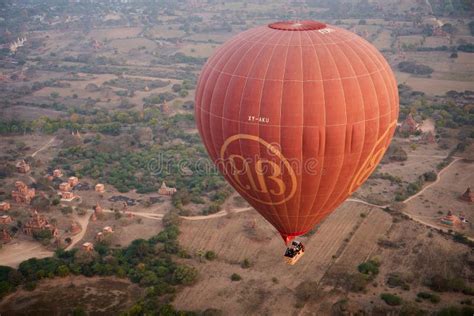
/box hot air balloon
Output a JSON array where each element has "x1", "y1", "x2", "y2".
[{"x1": 195, "y1": 20, "x2": 399, "y2": 259}]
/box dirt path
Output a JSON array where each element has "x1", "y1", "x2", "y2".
[
  {"x1": 180, "y1": 207, "x2": 252, "y2": 221},
  {"x1": 404, "y1": 157, "x2": 462, "y2": 203},
  {"x1": 102, "y1": 209, "x2": 165, "y2": 220},
  {"x1": 65, "y1": 210, "x2": 92, "y2": 250},
  {"x1": 31, "y1": 136, "x2": 56, "y2": 157}
]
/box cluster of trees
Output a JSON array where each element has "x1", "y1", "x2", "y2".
[
  {"x1": 2, "y1": 106, "x2": 233, "y2": 213},
  {"x1": 398, "y1": 61, "x2": 434, "y2": 76},
  {"x1": 398, "y1": 86, "x2": 473, "y2": 150},
  {"x1": 51, "y1": 113, "x2": 229, "y2": 211},
  {"x1": 0, "y1": 211, "x2": 198, "y2": 315},
  {"x1": 143, "y1": 92, "x2": 177, "y2": 105},
  {"x1": 171, "y1": 80, "x2": 194, "y2": 99},
  {"x1": 394, "y1": 174, "x2": 426, "y2": 201},
  {"x1": 469, "y1": 21, "x2": 474, "y2": 36},
  {"x1": 419, "y1": 101, "x2": 473, "y2": 129},
  {"x1": 0, "y1": 104, "x2": 189, "y2": 137},
  {"x1": 429, "y1": 0, "x2": 473, "y2": 16},
  {"x1": 458, "y1": 43, "x2": 474, "y2": 53},
  {"x1": 425, "y1": 274, "x2": 474, "y2": 295}
]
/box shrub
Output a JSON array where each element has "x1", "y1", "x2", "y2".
[
  {"x1": 240, "y1": 259, "x2": 251, "y2": 269},
  {"x1": 345, "y1": 273, "x2": 370, "y2": 292},
  {"x1": 423, "y1": 171, "x2": 437, "y2": 182},
  {"x1": 380, "y1": 293, "x2": 402, "y2": 306},
  {"x1": 417, "y1": 292, "x2": 440, "y2": 303},
  {"x1": 173, "y1": 265, "x2": 198, "y2": 285},
  {"x1": 358, "y1": 260, "x2": 380, "y2": 276},
  {"x1": 230, "y1": 273, "x2": 242, "y2": 281},
  {"x1": 33, "y1": 229, "x2": 52, "y2": 242},
  {"x1": 0, "y1": 281, "x2": 12, "y2": 299},
  {"x1": 387, "y1": 273, "x2": 409, "y2": 290},
  {"x1": 417, "y1": 292, "x2": 432, "y2": 299},
  {"x1": 205, "y1": 251, "x2": 217, "y2": 261},
  {"x1": 430, "y1": 294, "x2": 441, "y2": 303},
  {"x1": 60, "y1": 206, "x2": 73, "y2": 215}
]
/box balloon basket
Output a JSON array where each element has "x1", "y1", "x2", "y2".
[
  {"x1": 284, "y1": 241, "x2": 305, "y2": 265},
  {"x1": 284, "y1": 250, "x2": 304, "y2": 265}
]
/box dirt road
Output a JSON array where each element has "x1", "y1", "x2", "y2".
[
  {"x1": 65, "y1": 210, "x2": 92, "y2": 251},
  {"x1": 31, "y1": 136, "x2": 56, "y2": 157}
]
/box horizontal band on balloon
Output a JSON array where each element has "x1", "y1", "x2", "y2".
[
  {"x1": 197, "y1": 107, "x2": 396, "y2": 128},
  {"x1": 233, "y1": 32, "x2": 360, "y2": 46},
  {"x1": 201, "y1": 61, "x2": 391, "y2": 83}
]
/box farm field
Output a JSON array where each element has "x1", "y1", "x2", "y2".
[
  {"x1": 175, "y1": 203, "x2": 391, "y2": 314},
  {"x1": 395, "y1": 71, "x2": 474, "y2": 94}
]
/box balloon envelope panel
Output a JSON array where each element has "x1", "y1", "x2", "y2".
[{"x1": 195, "y1": 21, "x2": 399, "y2": 243}]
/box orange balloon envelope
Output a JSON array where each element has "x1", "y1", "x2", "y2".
[{"x1": 195, "y1": 21, "x2": 399, "y2": 244}]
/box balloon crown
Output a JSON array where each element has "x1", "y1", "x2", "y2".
[{"x1": 268, "y1": 20, "x2": 327, "y2": 31}]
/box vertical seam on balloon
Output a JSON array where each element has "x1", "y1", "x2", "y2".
[
  {"x1": 312, "y1": 33, "x2": 348, "y2": 221},
  {"x1": 293, "y1": 30, "x2": 304, "y2": 235},
  {"x1": 205, "y1": 28, "x2": 265, "y2": 163},
  {"x1": 229, "y1": 28, "x2": 281, "y2": 231},
  {"x1": 298, "y1": 30, "x2": 325, "y2": 234},
  {"x1": 277, "y1": 31, "x2": 294, "y2": 236},
  {"x1": 320, "y1": 39, "x2": 369, "y2": 214}
]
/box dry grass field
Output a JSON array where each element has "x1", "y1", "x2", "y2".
[
  {"x1": 395, "y1": 71, "x2": 474, "y2": 95},
  {"x1": 88, "y1": 27, "x2": 143, "y2": 41},
  {"x1": 178, "y1": 43, "x2": 217, "y2": 58}
]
